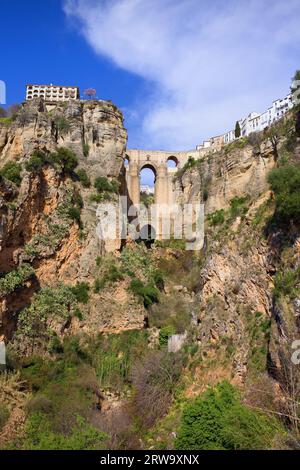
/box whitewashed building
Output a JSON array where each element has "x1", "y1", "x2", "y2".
[
  {"x1": 26, "y1": 84, "x2": 80, "y2": 102},
  {"x1": 223, "y1": 129, "x2": 235, "y2": 144},
  {"x1": 140, "y1": 185, "x2": 154, "y2": 195}
]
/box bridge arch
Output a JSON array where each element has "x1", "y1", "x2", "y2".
[{"x1": 166, "y1": 155, "x2": 179, "y2": 168}]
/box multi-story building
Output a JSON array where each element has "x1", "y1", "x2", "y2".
[
  {"x1": 196, "y1": 90, "x2": 294, "y2": 152},
  {"x1": 140, "y1": 185, "x2": 154, "y2": 195},
  {"x1": 26, "y1": 84, "x2": 80, "y2": 102},
  {"x1": 223, "y1": 129, "x2": 235, "y2": 144}
]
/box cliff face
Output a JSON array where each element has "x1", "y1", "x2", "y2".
[
  {"x1": 0, "y1": 98, "x2": 126, "y2": 178},
  {"x1": 174, "y1": 140, "x2": 275, "y2": 213},
  {"x1": 0, "y1": 99, "x2": 145, "y2": 342}
]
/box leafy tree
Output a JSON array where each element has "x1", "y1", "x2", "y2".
[
  {"x1": 0, "y1": 161, "x2": 22, "y2": 186},
  {"x1": 268, "y1": 165, "x2": 300, "y2": 223},
  {"x1": 54, "y1": 116, "x2": 70, "y2": 135},
  {"x1": 235, "y1": 121, "x2": 241, "y2": 138},
  {"x1": 50, "y1": 147, "x2": 78, "y2": 175}
]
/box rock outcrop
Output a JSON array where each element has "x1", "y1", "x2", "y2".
[{"x1": 174, "y1": 140, "x2": 275, "y2": 213}]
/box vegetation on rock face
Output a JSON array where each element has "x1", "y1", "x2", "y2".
[
  {"x1": 235, "y1": 121, "x2": 241, "y2": 138},
  {"x1": 22, "y1": 414, "x2": 107, "y2": 450},
  {"x1": 129, "y1": 278, "x2": 160, "y2": 308},
  {"x1": 0, "y1": 264, "x2": 35, "y2": 296},
  {"x1": 16, "y1": 285, "x2": 78, "y2": 343},
  {"x1": 90, "y1": 176, "x2": 119, "y2": 202},
  {"x1": 0, "y1": 161, "x2": 22, "y2": 186},
  {"x1": 76, "y1": 168, "x2": 91, "y2": 188},
  {"x1": 175, "y1": 381, "x2": 283, "y2": 450},
  {"x1": 268, "y1": 165, "x2": 300, "y2": 224},
  {"x1": 25, "y1": 147, "x2": 78, "y2": 177}
]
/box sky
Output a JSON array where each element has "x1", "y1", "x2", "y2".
[{"x1": 1, "y1": 0, "x2": 300, "y2": 154}]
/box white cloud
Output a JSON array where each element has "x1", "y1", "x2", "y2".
[{"x1": 64, "y1": 0, "x2": 300, "y2": 150}]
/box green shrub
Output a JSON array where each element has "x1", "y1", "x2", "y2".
[
  {"x1": 94, "y1": 264, "x2": 124, "y2": 292},
  {"x1": 17, "y1": 285, "x2": 77, "y2": 340},
  {"x1": 175, "y1": 381, "x2": 282, "y2": 450},
  {"x1": 23, "y1": 413, "x2": 107, "y2": 450},
  {"x1": 91, "y1": 330, "x2": 149, "y2": 391},
  {"x1": 0, "y1": 161, "x2": 22, "y2": 186},
  {"x1": 229, "y1": 195, "x2": 249, "y2": 219},
  {"x1": 82, "y1": 143, "x2": 90, "y2": 158},
  {"x1": 159, "y1": 326, "x2": 176, "y2": 347},
  {"x1": 49, "y1": 147, "x2": 78, "y2": 175},
  {"x1": 268, "y1": 165, "x2": 300, "y2": 223},
  {"x1": 67, "y1": 206, "x2": 82, "y2": 226},
  {"x1": 0, "y1": 264, "x2": 34, "y2": 296},
  {"x1": 225, "y1": 137, "x2": 249, "y2": 154},
  {"x1": 93, "y1": 278, "x2": 103, "y2": 294},
  {"x1": 94, "y1": 176, "x2": 118, "y2": 193},
  {"x1": 54, "y1": 117, "x2": 70, "y2": 134},
  {"x1": 152, "y1": 269, "x2": 164, "y2": 291},
  {"x1": 71, "y1": 282, "x2": 90, "y2": 304},
  {"x1": 95, "y1": 256, "x2": 102, "y2": 267},
  {"x1": 76, "y1": 169, "x2": 90, "y2": 188},
  {"x1": 273, "y1": 268, "x2": 300, "y2": 299},
  {"x1": 129, "y1": 278, "x2": 159, "y2": 308},
  {"x1": 25, "y1": 151, "x2": 47, "y2": 173},
  {"x1": 208, "y1": 209, "x2": 225, "y2": 226}
]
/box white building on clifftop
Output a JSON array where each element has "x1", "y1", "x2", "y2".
[{"x1": 26, "y1": 84, "x2": 80, "y2": 102}]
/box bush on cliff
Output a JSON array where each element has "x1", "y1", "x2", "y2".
[
  {"x1": 129, "y1": 278, "x2": 159, "y2": 308},
  {"x1": 0, "y1": 161, "x2": 22, "y2": 186},
  {"x1": 0, "y1": 264, "x2": 35, "y2": 296},
  {"x1": 94, "y1": 176, "x2": 119, "y2": 194},
  {"x1": 175, "y1": 381, "x2": 282, "y2": 450},
  {"x1": 268, "y1": 165, "x2": 300, "y2": 224},
  {"x1": 50, "y1": 147, "x2": 78, "y2": 175},
  {"x1": 76, "y1": 168, "x2": 91, "y2": 188},
  {"x1": 22, "y1": 413, "x2": 107, "y2": 450}
]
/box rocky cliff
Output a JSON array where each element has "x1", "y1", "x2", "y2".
[{"x1": 0, "y1": 99, "x2": 145, "y2": 343}]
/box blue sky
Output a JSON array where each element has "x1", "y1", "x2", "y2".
[{"x1": 1, "y1": 0, "x2": 300, "y2": 154}]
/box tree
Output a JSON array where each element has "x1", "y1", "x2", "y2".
[
  {"x1": 235, "y1": 121, "x2": 241, "y2": 138},
  {"x1": 268, "y1": 165, "x2": 300, "y2": 224},
  {"x1": 84, "y1": 88, "x2": 96, "y2": 100},
  {"x1": 50, "y1": 147, "x2": 78, "y2": 175}
]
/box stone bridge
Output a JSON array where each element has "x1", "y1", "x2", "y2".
[{"x1": 125, "y1": 148, "x2": 199, "y2": 206}]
